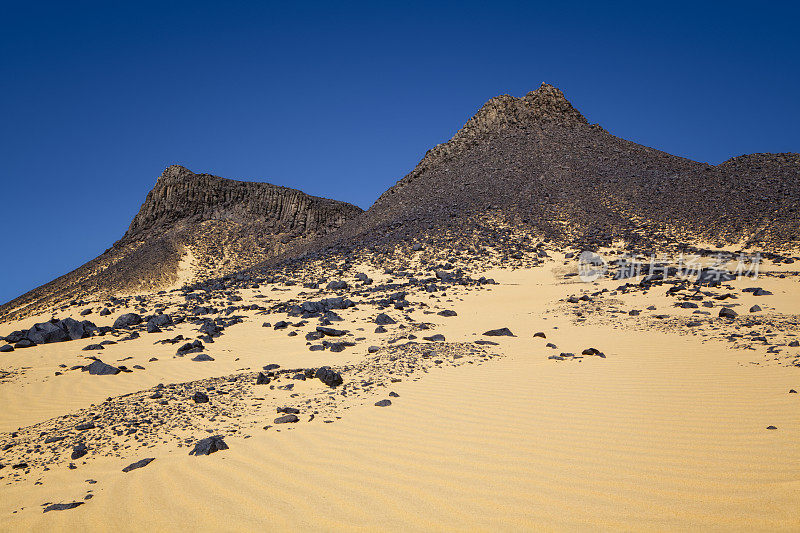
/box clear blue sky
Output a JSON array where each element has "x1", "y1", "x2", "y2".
[{"x1": 1, "y1": 1, "x2": 798, "y2": 305}]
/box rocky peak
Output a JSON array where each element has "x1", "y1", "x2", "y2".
[
  {"x1": 466, "y1": 83, "x2": 588, "y2": 135},
  {"x1": 122, "y1": 166, "x2": 363, "y2": 244},
  {"x1": 388, "y1": 83, "x2": 589, "y2": 190},
  {"x1": 156, "y1": 164, "x2": 195, "y2": 182}
]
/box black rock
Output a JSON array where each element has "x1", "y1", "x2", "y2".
[
  {"x1": 71, "y1": 443, "x2": 88, "y2": 460},
  {"x1": 274, "y1": 414, "x2": 299, "y2": 424},
  {"x1": 719, "y1": 307, "x2": 738, "y2": 319},
  {"x1": 149, "y1": 314, "x2": 173, "y2": 328},
  {"x1": 83, "y1": 359, "x2": 120, "y2": 375},
  {"x1": 177, "y1": 340, "x2": 204, "y2": 355},
  {"x1": 483, "y1": 327, "x2": 515, "y2": 337},
  {"x1": 423, "y1": 334, "x2": 446, "y2": 342},
  {"x1": 277, "y1": 407, "x2": 300, "y2": 414},
  {"x1": 749, "y1": 305, "x2": 762, "y2": 313},
  {"x1": 256, "y1": 372, "x2": 271, "y2": 385},
  {"x1": 26, "y1": 320, "x2": 70, "y2": 344},
  {"x1": 374, "y1": 399, "x2": 392, "y2": 407},
  {"x1": 374, "y1": 313, "x2": 397, "y2": 325},
  {"x1": 122, "y1": 457, "x2": 155, "y2": 472},
  {"x1": 82, "y1": 344, "x2": 105, "y2": 351},
  {"x1": 113, "y1": 313, "x2": 142, "y2": 329},
  {"x1": 437, "y1": 310, "x2": 457, "y2": 317},
  {"x1": 317, "y1": 326, "x2": 347, "y2": 337},
  {"x1": 581, "y1": 347, "x2": 606, "y2": 358},
  {"x1": 696, "y1": 268, "x2": 736, "y2": 285},
  {"x1": 189, "y1": 435, "x2": 228, "y2": 456},
  {"x1": 305, "y1": 331, "x2": 324, "y2": 341},
  {"x1": 315, "y1": 366, "x2": 343, "y2": 387},
  {"x1": 191, "y1": 353, "x2": 215, "y2": 362},
  {"x1": 193, "y1": 391, "x2": 209, "y2": 403},
  {"x1": 0, "y1": 344, "x2": 13, "y2": 352},
  {"x1": 43, "y1": 502, "x2": 84, "y2": 513}
]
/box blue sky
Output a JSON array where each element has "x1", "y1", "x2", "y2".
[{"x1": 1, "y1": 1, "x2": 798, "y2": 305}]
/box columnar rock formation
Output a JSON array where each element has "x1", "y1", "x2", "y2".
[
  {"x1": 0, "y1": 167, "x2": 362, "y2": 321},
  {"x1": 123, "y1": 165, "x2": 359, "y2": 243}
]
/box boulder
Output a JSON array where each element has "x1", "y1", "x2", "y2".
[
  {"x1": 188, "y1": 436, "x2": 228, "y2": 456},
  {"x1": 193, "y1": 391, "x2": 209, "y2": 403},
  {"x1": 83, "y1": 360, "x2": 120, "y2": 375},
  {"x1": 113, "y1": 313, "x2": 142, "y2": 329},
  {"x1": 316, "y1": 326, "x2": 347, "y2": 337},
  {"x1": 315, "y1": 366, "x2": 343, "y2": 387},
  {"x1": 374, "y1": 313, "x2": 397, "y2": 325}
]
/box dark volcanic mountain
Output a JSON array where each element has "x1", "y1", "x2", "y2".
[
  {"x1": 2, "y1": 84, "x2": 797, "y2": 320},
  {"x1": 294, "y1": 83, "x2": 799, "y2": 258},
  {"x1": 0, "y1": 166, "x2": 362, "y2": 320}
]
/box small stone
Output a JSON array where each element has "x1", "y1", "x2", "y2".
[{"x1": 122, "y1": 458, "x2": 155, "y2": 473}]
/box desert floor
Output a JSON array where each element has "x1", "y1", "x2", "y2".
[{"x1": 1, "y1": 251, "x2": 798, "y2": 531}]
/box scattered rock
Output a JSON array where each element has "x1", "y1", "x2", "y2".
[
  {"x1": 43, "y1": 502, "x2": 84, "y2": 513},
  {"x1": 122, "y1": 458, "x2": 155, "y2": 473},
  {"x1": 483, "y1": 328, "x2": 515, "y2": 337}
]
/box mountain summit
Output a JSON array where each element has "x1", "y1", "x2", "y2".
[{"x1": 299, "y1": 83, "x2": 799, "y2": 257}]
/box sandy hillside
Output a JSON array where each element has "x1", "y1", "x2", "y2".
[{"x1": 0, "y1": 248, "x2": 798, "y2": 531}]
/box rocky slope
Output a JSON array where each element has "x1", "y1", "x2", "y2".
[
  {"x1": 286, "y1": 83, "x2": 799, "y2": 261},
  {"x1": 0, "y1": 166, "x2": 362, "y2": 321}
]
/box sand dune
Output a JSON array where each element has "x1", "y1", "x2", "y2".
[{"x1": 1, "y1": 253, "x2": 798, "y2": 531}]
